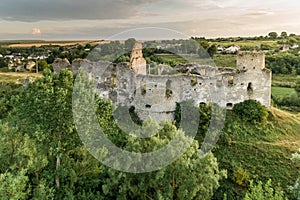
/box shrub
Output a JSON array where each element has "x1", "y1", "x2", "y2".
[
  {"x1": 244, "y1": 179, "x2": 287, "y2": 200},
  {"x1": 289, "y1": 149, "x2": 300, "y2": 200},
  {"x1": 289, "y1": 179, "x2": 300, "y2": 200},
  {"x1": 190, "y1": 77, "x2": 197, "y2": 86},
  {"x1": 233, "y1": 167, "x2": 250, "y2": 186},
  {"x1": 232, "y1": 100, "x2": 269, "y2": 123}
]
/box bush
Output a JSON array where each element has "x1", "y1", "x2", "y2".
[
  {"x1": 244, "y1": 179, "x2": 287, "y2": 200},
  {"x1": 289, "y1": 150, "x2": 300, "y2": 200},
  {"x1": 272, "y1": 93, "x2": 300, "y2": 112},
  {"x1": 232, "y1": 100, "x2": 269, "y2": 123},
  {"x1": 289, "y1": 179, "x2": 300, "y2": 200},
  {"x1": 233, "y1": 167, "x2": 250, "y2": 186}
]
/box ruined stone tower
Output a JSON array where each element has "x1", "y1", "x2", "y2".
[
  {"x1": 236, "y1": 51, "x2": 265, "y2": 70},
  {"x1": 130, "y1": 42, "x2": 147, "y2": 75}
]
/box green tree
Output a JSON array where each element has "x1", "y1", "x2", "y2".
[
  {"x1": 244, "y1": 179, "x2": 287, "y2": 200},
  {"x1": 289, "y1": 149, "x2": 300, "y2": 200},
  {"x1": 280, "y1": 31, "x2": 288, "y2": 38},
  {"x1": 266, "y1": 53, "x2": 299, "y2": 74},
  {"x1": 101, "y1": 120, "x2": 226, "y2": 200},
  {"x1": 0, "y1": 170, "x2": 29, "y2": 200},
  {"x1": 197, "y1": 40, "x2": 210, "y2": 58},
  {"x1": 36, "y1": 59, "x2": 49, "y2": 71},
  {"x1": 124, "y1": 38, "x2": 136, "y2": 52},
  {"x1": 268, "y1": 32, "x2": 278, "y2": 39},
  {"x1": 0, "y1": 58, "x2": 8, "y2": 68},
  {"x1": 9, "y1": 69, "x2": 104, "y2": 198},
  {"x1": 84, "y1": 43, "x2": 92, "y2": 50},
  {"x1": 114, "y1": 55, "x2": 130, "y2": 63},
  {"x1": 208, "y1": 44, "x2": 217, "y2": 57}
]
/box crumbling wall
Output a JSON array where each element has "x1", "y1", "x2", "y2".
[
  {"x1": 52, "y1": 58, "x2": 70, "y2": 73},
  {"x1": 70, "y1": 51, "x2": 271, "y2": 122},
  {"x1": 236, "y1": 51, "x2": 265, "y2": 70}
]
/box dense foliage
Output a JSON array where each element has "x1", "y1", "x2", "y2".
[
  {"x1": 0, "y1": 70, "x2": 226, "y2": 199},
  {"x1": 266, "y1": 53, "x2": 300, "y2": 75},
  {"x1": 244, "y1": 180, "x2": 287, "y2": 200},
  {"x1": 232, "y1": 100, "x2": 269, "y2": 123}
]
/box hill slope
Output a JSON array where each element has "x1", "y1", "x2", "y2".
[{"x1": 213, "y1": 107, "x2": 300, "y2": 199}]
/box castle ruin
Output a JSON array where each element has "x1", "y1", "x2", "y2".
[{"x1": 72, "y1": 43, "x2": 272, "y2": 121}]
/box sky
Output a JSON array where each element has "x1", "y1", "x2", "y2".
[{"x1": 1, "y1": 0, "x2": 300, "y2": 40}]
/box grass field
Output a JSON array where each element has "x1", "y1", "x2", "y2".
[
  {"x1": 213, "y1": 54, "x2": 236, "y2": 68},
  {"x1": 156, "y1": 54, "x2": 215, "y2": 66},
  {"x1": 1, "y1": 40, "x2": 108, "y2": 48},
  {"x1": 272, "y1": 87, "x2": 296, "y2": 98},
  {"x1": 214, "y1": 40, "x2": 279, "y2": 49},
  {"x1": 272, "y1": 74, "x2": 298, "y2": 88},
  {"x1": 0, "y1": 72, "x2": 42, "y2": 84},
  {"x1": 156, "y1": 54, "x2": 188, "y2": 64}
]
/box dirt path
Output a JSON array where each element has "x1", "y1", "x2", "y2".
[{"x1": 0, "y1": 72, "x2": 42, "y2": 77}]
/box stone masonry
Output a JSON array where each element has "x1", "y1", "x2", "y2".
[{"x1": 72, "y1": 45, "x2": 272, "y2": 121}]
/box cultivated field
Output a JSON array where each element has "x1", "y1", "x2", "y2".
[{"x1": 3, "y1": 40, "x2": 109, "y2": 48}]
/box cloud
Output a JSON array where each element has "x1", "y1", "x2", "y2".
[
  {"x1": 1, "y1": 0, "x2": 300, "y2": 40},
  {"x1": 0, "y1": 0, "x2": 165, "y2": 22},
  {"x1": 244, "y1": 11, "x2": 274, "y2": 17},
  {"x1": 32, "y1": 28, "x2": 41, "y2": 35}
]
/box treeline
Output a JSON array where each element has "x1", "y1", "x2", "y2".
[
  {"x1": 266, "y1": 53, "x2": 300, "y2": 75},
  {"x1": 193, "y1": 31, "x2": 300, "y2": 42}
]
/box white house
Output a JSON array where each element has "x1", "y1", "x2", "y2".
[
  {"x1": 225, "y1": 45, "x2": 240, "y2": 53},
  {"x1": 290, "y1": 44, "x2": 299, "y2": 49},
  {"x1": 5, "y1": 55, "x2": 14, "y2": 59},
  {"x1": 217, "y1": 46, "x2": 225, "y2": 52}
]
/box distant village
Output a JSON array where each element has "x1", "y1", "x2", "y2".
[
  {"x1": 0, "y1": 44, "x2": 92, "y2": 72},
  {"x1": 0, "y1": 53, "x2": 49, "y2": 72},
  {"x1": 0, "y1": 34, "x2": 300, "y2": 73}
]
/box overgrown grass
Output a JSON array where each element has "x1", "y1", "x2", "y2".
[
  {"x1": 272, "y1": 74, "x2": 298, "y2": 88},
  {"x1": 156, "y1": 53, "x2": 236, "y2": 68},
  {"x1": 0, "y1": 72, "x2": 41, "y2": 84},
  {"x1": 213, "y1": 54, "x2": 236, "y2": 68},
  {"x1": 272, "y1": 87, "x2": 296, "y2": 98},
  {"x1": 213, "y1": 108, "x2": 300, "y2": 199},
  {"x1": 156, "y1": 54, "x2": 188, "y2": 64}
]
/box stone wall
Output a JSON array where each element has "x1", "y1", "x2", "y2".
[
  {"x1": 52, "y1": 58, "x2": 71, "y2": 73},
  {"x1": 236, "y1": 51, "x2": 265, "y2": 70},
  {"x1": 71, "y1": 51, "x2": 271, "y2": 121}
]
